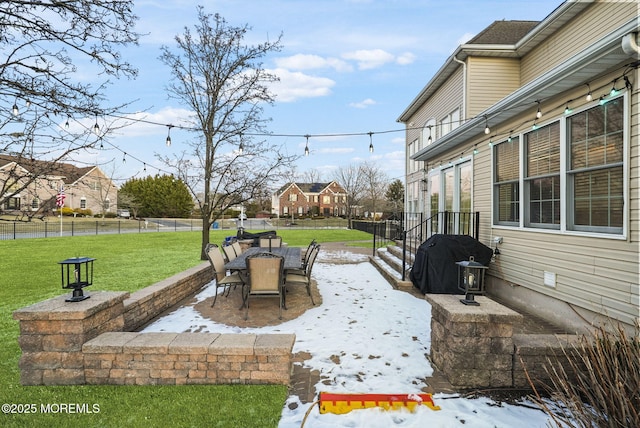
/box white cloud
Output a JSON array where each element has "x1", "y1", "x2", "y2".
[
  {"x1": 316, "y1": 147, "x2": 355, "y2": 154},
  {"x1": 268, "y1": 68, "x2": 335, "y2": 102},
  {"x1": 341, "y1": 49, "x2": 395, "y2": 70},
  {"x1": 396, "y1": 51, "x2": 416, "y2": 65},
  {"x1": 274, "y1": 54, "x2": 352, "y2": 72},
  {"x1": 349, "y1": 98, "x2": 377, "y2": 109}
]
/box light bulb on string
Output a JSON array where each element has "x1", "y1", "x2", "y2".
[
  {"x1": 165, "y1": 125, "x2": 173, "y2": 147},
  {"x1": 122, "y1": 153, "x2": 127, "y2": 163},
  {"x1": 93, "y1": 113, "x2": 100, "y2": 135},
  {"x1": 368, "y1": 132, "x2": 374, "y2": 153},
  {"x1": 473, "y1": 145, "x2": 478, "y2": 155},
  {"x1": 536, "y1": 101, "x2": 542, "y2": 119},
  {"x1": 610, "y1": 80, "x2": 618, "y2": 96},
  {"x1": 585, "y1": 83, "x2": 593, "y2": 102},
  {"x1": 564, "y1": 102, "x2": 572, "y2": 115},
  {"x1": 238, "y1": 133, "x2": 244, "y2": 154},
  {"x1": 12, "y1": 102, "x2": 18, "y2": 116},
  {"x1": 304, "y1": 134, "x2": 310, "y2": 156},
  {"x1": 484, "y1": 116, "x2": 490, "y2": 134},
  {"x1": 427, "y1": 126, "x2": 433, "y2": 144}
]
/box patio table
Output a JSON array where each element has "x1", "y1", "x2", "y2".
[{"x1": 224, "y1": 246, "x2": 302, "y2": 271}]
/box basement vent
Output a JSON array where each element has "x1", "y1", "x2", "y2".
[{"x1": 543, "y1": 271, "x2": 556, "y2": 288}]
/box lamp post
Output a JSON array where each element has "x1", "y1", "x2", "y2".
[
  {"x1": 59, "y1": 257, "x2": 95, "y2": 302},
  {"x1": 456, "y1": 256, "x2": 488, "y2": 306}
]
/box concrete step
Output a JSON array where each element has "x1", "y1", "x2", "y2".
[{"x1": 369, "y1": 246, "x2": 413, "y2": 290}]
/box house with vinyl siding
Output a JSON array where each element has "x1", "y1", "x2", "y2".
[
  {"x1": 398, "y1": 0, "x2": 639, "y2": 333},
  {"x1": 0, "y1": 155, "x2": 118, "y2": 216}
]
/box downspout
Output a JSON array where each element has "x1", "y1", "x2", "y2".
[
  {"x1": 452, "y1": 55, "x2": 466, "y2": 122},
  {"x1": 622, "y1": 32, "x2": 640, "y2": 57}
]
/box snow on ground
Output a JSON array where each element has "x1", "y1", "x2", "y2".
[{"x1": 143, "y1": 250, "x2": 553, "y2": 427}]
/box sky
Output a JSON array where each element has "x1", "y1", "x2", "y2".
[
  {"x1": 143, "y1": 249, "x2": 556, "y2": 427},
  {"x1": 79, "y1": 0, "x2": 564, "y2": 187}
]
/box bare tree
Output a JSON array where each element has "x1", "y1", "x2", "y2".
[
  {"x1": 158, "y1": 7, "x2": 296, "y2": 259},
  {"x1": 360, "y1": 161, "x2": 389, "y2": 219},
  {"x1": 0, "y1": 1, "x2": 140, "y2": 210},
  {"x1": 333, "y1": 164, "x2": 366, "y2": 227}
]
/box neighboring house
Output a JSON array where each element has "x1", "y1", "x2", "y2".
[
  {"x1": 272, "y1": 181, "x2": 348, "y2": 217},
  {"x1": 398, "y1": 0, "x2": 639, "y2": 332},
  {"x1": 0, "y1": 155, "x2": 118, "y2": 216}
]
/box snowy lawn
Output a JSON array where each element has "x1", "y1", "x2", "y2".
[{"x1": 143, "y1": 250, "x2": 553, "y2": 427}]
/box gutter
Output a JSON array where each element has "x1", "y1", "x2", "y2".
[{"x1": 452, "y1": 56, "x2": 466, "y2": 122}]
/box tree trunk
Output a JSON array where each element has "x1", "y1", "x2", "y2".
[{"x1": 200, "y1": 216, "x2": 211, "y2": 260}]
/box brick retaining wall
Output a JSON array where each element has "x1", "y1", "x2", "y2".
[
  {"x1": 13, "y1": 263, "x2": 295, "y2": 386},
  {"x1": 83, "y1": 332, "x2": 294, "y2": 385}
]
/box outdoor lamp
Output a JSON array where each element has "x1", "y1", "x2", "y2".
[
  {"x1": 59, "y1": 257, "x2": 95, "y2": 302},
  {"x1": 456, "y1": 256, "x2": 488, "y2": 306}
]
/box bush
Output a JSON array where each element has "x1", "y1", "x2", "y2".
[
  {"x1": 530, "y1": 322, "x2": 639, "y2": 427},
  {"x1": 60, "y1": 207, "x2": 74, "y2": 216},
  {"x1": 73, "y1": 208, "x2": 93, "y2": 217}
]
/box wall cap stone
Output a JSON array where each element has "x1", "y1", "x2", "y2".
[{"x1": 13, "y1": 291, "x2": 129, "y2": 321}]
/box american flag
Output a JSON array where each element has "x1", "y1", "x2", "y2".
[{"x1": 56, "y1": 185, "x2": 66, "y2": 208}]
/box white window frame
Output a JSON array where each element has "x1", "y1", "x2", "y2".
[{"x1": 491, "y1": 92, "x2": 627, "y2": 239}]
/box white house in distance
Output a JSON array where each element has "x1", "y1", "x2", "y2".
[{"x1": 398, "y1": 0, "x2": 639, "y2": 333}]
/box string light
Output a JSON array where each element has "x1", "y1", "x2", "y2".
[
  {"x1": 12, "y1": 101, "x2": 18, "y2": 116},
  {"x1": 165, "y1": 125, "x2": 173, "y2": 147},
  {"x1": 93, "y1": 113, "x2": 100, "y2": 135},
  {"x1": 484, "y1": 116, "x2": 490, "y2": 134},
  {"x1": 368, "y1": 132, "x2": 374, "y2": 153},
  {"x1": 564, "y1": 102, "x2": 572, "y2": 115},
  {"x1": 427, "y1": 126, "x2": 433, "y2": 144},
  {"x1": 304, "y1": 134, "x2": 310, "y2": 156},
  {"x1": 65, "y1": 116, "x2": 70, "y2": 129},
  {"x1": 122, "y1": 152, "x2": 126, "y2": 163},
  {"x1": 536, "y1": 101, "x2": 542, "y2": 119},
  {"x1": 585, "y1": 83, "x2": 593, "y2": 102},
  {"x1": 473, "y1": 145, "x2": 478, "y2": 155},
  {"x1": 609, "y1": 79, "x2": 618, "y2": 96}
]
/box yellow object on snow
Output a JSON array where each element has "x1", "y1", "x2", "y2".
[{"x1": 318, "y1": 392, "x2": 440, "y2": 414}]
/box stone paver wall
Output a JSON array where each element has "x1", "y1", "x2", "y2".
[
  {"x1": 427, "y1": 295, "x2": 523, "y2": 389},
  {"x1": 13, "y1": 263, "x2": 294, "y2": 386},
  {"x1": 83, "y1": 332, "x2": 294, "y2": 385}
]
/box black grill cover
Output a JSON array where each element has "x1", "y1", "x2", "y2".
[
  {"x1": 236, "y1": 229, "x2": 277, "y2": 247},
  {"x1": 409, "y1": 234, "x2": 493, "y2": 294}
]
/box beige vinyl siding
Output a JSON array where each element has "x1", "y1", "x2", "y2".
[
  {"x1": 405, "y1": 67, "x2": 464, "y2": 145},
  {"x1": 467, "y1": 57, "x2": 520, "y2": 118},
  {"x1": 521, "y1": 1, "x2": 637, "y2": 85},
  {"x1": 480, "y1": 68, "x2": 639, "y2": 326},
  {"x1": 630, "y1": 68, "x2": 640, "y2": 245},
  {"x1": 488, "y1": 230, "x2": 638, "y2": 326}
]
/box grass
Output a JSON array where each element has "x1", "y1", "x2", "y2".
[{"x1": 0, "y1": 228, "x2": 373, "y2": 428}]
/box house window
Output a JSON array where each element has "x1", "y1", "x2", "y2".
[
  {"x1": 31, "y1": 198, "x2": 39, "y2": 210},
  {"x1": 5, "y1": 197, "x2": 21, "y2": 210},
  {"x1": 80, "y1": 197, "x2": 87, "y2": 209},
  {"x1": 493, "y1": 137, "x2": 520, "y2": 225},
  {"x1": 491, "y1": 94, "x2": 626, "y2": 236},
  {"x1": 323, "y1": 196, "x2": 330, "y2": 204},
  {"x1": 289, "y1": 194, "x2": 298, "y2": 202},
  {"x1": 103, "y1": 198, "x2": 110, "y2": 211},
  {"x1": 524, "y1": 122, "x2": 560, "y2": 228},
  {"x1": 567, "y1": 97, "x2": 624, "y2": 233},
  {"x1": 439, "y1": 108, "x2": 460, "y2": 138}
]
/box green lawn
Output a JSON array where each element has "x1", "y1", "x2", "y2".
[{"x1": 0, "y1": 229, "x2": 373, "y2": 427}]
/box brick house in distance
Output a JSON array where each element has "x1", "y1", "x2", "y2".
[
  {"x1": 272, "y1": 181, "x2": 347, "y2": 218},
  {"x1": 0, "y1": 155, "x2": 118, "y2": 217}
]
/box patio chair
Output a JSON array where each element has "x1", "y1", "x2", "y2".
[
  {"x1": 285, "y1": 244, "x2": 320, "y2": 306},
  {"x1": 222, "y1": 244, "x2": 237, "y2": 263},
  {"x1": 259, "y1": 236, "x2": 282, "y2": 250},
  {"x1": 244, "y1": 252, "x2": 285, "y2": 320},
  {"x1": 231, "y1": 241, "x2": 243, "y2": 257},
  {"x1": 288, "y1": 240, "x2": 317, "y2": 276},
  {"x1": 205, "y1": 243, "x2": 245, "y2": 307}
]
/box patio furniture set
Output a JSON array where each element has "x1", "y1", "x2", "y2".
[{"x1": 205, "y1": 238, "x2": 320, "y2": 320}]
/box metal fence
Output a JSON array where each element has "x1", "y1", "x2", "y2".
[{"x1": 0, "y1": 216, "x2": 352, "y2": 240}]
